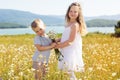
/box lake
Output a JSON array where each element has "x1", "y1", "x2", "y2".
[{"x1": 0, "y1": 26, "x2": 114, "y2": 35}]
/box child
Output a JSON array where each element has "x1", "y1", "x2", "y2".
[
  {"x1": 31, "y1": 19, "x2": 56, "y2": 80},
  {"x1": 55, "y1": 2, "x2": 87, "y2": 80}
]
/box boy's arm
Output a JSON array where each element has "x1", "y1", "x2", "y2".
[
  {"x1": 35, "y1": 43, "x2": 56, "y2": 51},
  {"x1": 55, "y1": 38, "x2": 61, "y2": 42}
]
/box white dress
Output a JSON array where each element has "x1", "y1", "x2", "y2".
[{"x1": 58, "y1": 25, "x2": 84, "y2": 72}]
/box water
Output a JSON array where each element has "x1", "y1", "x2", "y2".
[{"x1": 0, "y1": 26, "x2": 114, "y2": 35}]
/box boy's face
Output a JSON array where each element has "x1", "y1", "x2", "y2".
[{"x1": 33, "y1": 26, "x2": 45, "y2": 36}]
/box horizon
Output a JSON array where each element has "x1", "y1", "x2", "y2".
[
  {"x1": 0, "y1": 0, "x2": 120, "y2": 17},
  {"x1": 0, "y1": 8, "x2": 120, "y2": 18}
]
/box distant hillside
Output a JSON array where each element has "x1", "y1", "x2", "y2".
[
  {"x1": 0, "y1": 9, "x2": 120, "y2": 28},
  {"x1": 86, "y1": 19, "x2": 117, "y2": 27},
  {"x1": 0, "y1": 22, "x2": 27, "y2": 28},
  {"x1": 0, "y1": 9, "x2": 64, "y2": 26},
  {"x1": 85, "y1": 14, "x2": 120, "y2": 21}
]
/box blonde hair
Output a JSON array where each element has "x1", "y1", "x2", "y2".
[
  {"x1": 31, "y1": 19, "x2": 46, "y2": 30},
  {"x1": 65, "y1": 2, "x2": 87, "y2": 36}
]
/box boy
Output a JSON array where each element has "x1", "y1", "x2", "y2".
[{"x1": 31, "y1": 19, "x2": 56, "y2": 80}]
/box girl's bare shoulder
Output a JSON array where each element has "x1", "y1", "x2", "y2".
[{"x1": 71, "y1": 22, "x2": 79, "y2": 29}]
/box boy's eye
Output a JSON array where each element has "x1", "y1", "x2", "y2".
[
  {"x1": 36, "y1": 31, "x2": 39, "y2": 33},
  {"x1": 39, "y1": 28, "x2": 42, "y2": 30},
  {"x1": 36, "y1": 28, "x2": 42, "y2": 33}
]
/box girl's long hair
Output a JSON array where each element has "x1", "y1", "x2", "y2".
[{"x1": 65, "y1": 2, "x2": 87, "y2": 36}]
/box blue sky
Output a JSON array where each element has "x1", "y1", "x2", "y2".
[{"x1": 0, "y1": 0, "x2": 120, "y2": 17}]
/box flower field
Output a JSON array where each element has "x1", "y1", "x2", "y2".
[{"x1": 0, "y1": 33, "x2": 120, "y2": 80}]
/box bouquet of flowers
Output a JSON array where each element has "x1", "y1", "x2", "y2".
[{"x1": 47, "y1": 30, "x2": 64, "y2": 61}]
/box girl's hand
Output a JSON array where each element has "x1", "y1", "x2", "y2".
[{"x1": 50, "y1": 43, "x2": 56, "y2": 48}]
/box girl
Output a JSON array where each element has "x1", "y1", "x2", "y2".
[{"x1": 55, "y1": 2, "x2": 87, "y2": 80}]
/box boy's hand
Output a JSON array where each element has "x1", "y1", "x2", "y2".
[
  {"x1": 54, "y1": 44, "x2": 61, "y2": 49},
  {"x1": 55, "y1": 38, "x2": 61, "y2": 42}
]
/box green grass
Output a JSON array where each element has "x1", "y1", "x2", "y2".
[{"x1": 0, "y1": 33, "x2": 120, "y2": 80}]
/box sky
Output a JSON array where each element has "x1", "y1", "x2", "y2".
[{"x1": 0, "y1": 0, "x2": 120, "y2": 17}]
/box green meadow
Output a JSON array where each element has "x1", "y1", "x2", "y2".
[{"x1": 0, "y1": 33, "x2": 120, "y2": 80}]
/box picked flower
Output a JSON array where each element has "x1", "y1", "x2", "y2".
[{"x1": 47, "y1": 30, "x2": 64, "y2": 61}]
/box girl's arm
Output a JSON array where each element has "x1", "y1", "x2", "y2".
[
  {"x1": 56, "y1": 23, "x2": 79, "y2": 48},
  {"x1": 35, "y1": 43, "x2": 56, "y2": 51}
]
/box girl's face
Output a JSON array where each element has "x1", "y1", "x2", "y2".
[
  {"x1": 33, "y1": 26, "x2": 45, "y2": 36},
  {"x1": 68, "y1": 5, "x2": 79, "y2": 21}
]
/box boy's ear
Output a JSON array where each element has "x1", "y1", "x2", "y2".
[{"x1": 38, "y1": 20, "x2": 46, "y2": 30}]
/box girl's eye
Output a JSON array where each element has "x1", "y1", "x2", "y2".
[
  {"x1": 74, "y1": 11, "x2": 77, "y2": 13},
  {"x1": 70, "y1": 10, "x2": 72, "y2": 12}
]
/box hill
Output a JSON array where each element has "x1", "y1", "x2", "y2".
[
  {"x1": 0, "y1": 9, "x2": 120, "y2": 28},
  {"x1": 85, "y1": 14, "x2": 120, "y2": 21},
  {"x1": 86, "y1": 19, "x2": 117, "y2": 27},
  {"x1": 0, "y1": 22, "x2": 27, "y2": 28},
  {"x1": 0, "y1": 9, "x2": 64, "y2": 26}
]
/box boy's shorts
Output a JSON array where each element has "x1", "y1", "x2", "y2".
[{"x1": 32, "y1": 61, "x2": 48, "y2": 70}]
